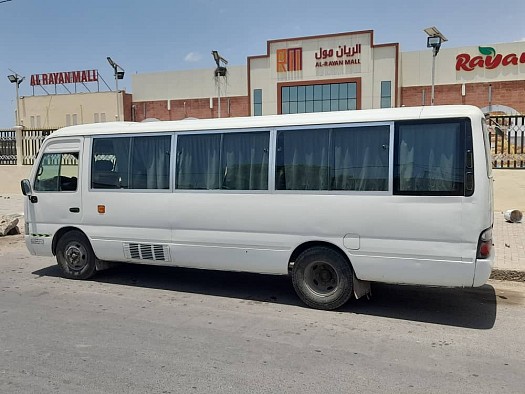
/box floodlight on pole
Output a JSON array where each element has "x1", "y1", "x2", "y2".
[
  {"x1": 424, "y1": 26, "x2": 447, "y2": 105},
  {"x1": 107, "y1": 57, "x2": 125, "y2": 120},
  {"x1": 7, "y1": 71, "x2": 25, "y2": 126},
  {"x1": 211, "y1": 51, "x2": 228, "y2": 118}
]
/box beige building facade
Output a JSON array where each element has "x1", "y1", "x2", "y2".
[
  {"x1": 248, "y1": 30, "x2": 398, "y2": 115},
  {"x1": 19, "y1": 91, "x2": 131, "y2": 129}
]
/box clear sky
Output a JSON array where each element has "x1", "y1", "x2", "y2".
[{"x1": 1, "y1": 0, "x2": 524, "y2": 128}]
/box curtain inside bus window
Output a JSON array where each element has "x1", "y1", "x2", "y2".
[
  {"x1": 395, "y1": 122, "x2": 465, "y2": 195},
  {"x1": 276, "y1": 126, "x2": 389, "y2": 191},
  {"x1": 276, "y1": 129, "x2": 330, "y2": 190},
  {"x1": 176, "y1": 132, "x2": 270, "y2": 190},
  {"x1": 332, "y1": 126, "x2": 389, "y2": 191},
  {"x1": 131, "y1": 136, "x2": 171, "y2": 189},
  {"x1": 221, "y1": 132, "x2": 269, "y2": 190},
  {"x1": 176, "y1": 134, "x2": 221, "y2": 189}
]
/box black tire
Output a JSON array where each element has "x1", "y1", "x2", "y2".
[
  {"x1": 292, "y1": 246, "x2": 353, "y2": 310},
  {"x1": 56, "y1": 230, "x2": 97, "y2": 280}
]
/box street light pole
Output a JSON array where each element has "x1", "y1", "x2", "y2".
[
  {"x1": 212, "y1": 51, "x2": 228, "y2": 118},
  {"x1": 107, "y1": 57, "x2": 125, "y2": 121},
  {"x1": 7, "y1": 72, "x2": 25, "y2": 126},
  {"x1": 424, "y1": 27, "x2": 447, "y2": 106},
  {"x1": 431, "y1": 47, "x2": 437, "y2": 106},
  {"x1": 114, "y1": 71, "x2": 119, "y2": 121}
]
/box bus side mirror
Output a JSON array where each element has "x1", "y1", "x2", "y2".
[
  {"x1": 21, "y1": 179, "x2": 38, "y2": 203},
  {"x1": 21, "y1": 179, "x2": 32, "y2": 196}
]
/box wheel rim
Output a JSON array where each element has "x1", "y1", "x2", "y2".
[
  {"x1": 304, "y1": 261, "x2": 339, "y2": 296},
  {"x1": 64, "y1": 242, "x2": 88, "y2": 271}
]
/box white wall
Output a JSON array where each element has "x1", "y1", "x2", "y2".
[{"x1": 131, "y1": 65, "x2": 248, "y2": 102}]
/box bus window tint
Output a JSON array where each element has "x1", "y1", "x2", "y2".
[
  {"x1": 92, "y1": 136, "x2": 171, "y2": 190},
  {"x1": 92, "y1": 138, "x2": 129, "y2": 189},
  {"x1": 394, "y1": 121, "x2": 466, "y2": 195}
]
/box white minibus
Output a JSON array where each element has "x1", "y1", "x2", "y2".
[{"x1": 21, "y1": 105, "x2": 494, "y2": 310}]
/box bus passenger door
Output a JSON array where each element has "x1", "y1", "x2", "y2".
[{"x1": 25, "y1": 138, "x2": 83, "y2": 256}]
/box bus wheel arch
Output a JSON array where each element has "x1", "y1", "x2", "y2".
[
  {"x1": 53, "y1": 228, "x2": 97, "y2": 280},
  {"x1": 289, "y1": 242, "x2": 355, "y2": 310}
]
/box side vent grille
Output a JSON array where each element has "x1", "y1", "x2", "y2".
[{"x1": 124, "y1": 243, "x2": 170, "y2": 262}]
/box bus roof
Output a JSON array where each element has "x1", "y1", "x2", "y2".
[{"x1": 50, "y1": 105, "x2": 484, "y2": 138}]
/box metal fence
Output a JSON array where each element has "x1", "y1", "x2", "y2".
[
  {"x1": 21, "y1": 129, "x2": 55, "y2": 165},
  {"x1": 488, "y1": 115, "x2": 525, "y2": 169},
  {"x1": 0, "y1": 129, "x2": 17, "y2": 165}
]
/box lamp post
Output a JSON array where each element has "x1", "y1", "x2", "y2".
[
  {"x1": 7, "y1": 73, "x2": 25, "y2": 126},
  {"x1": 212, "y1": 50, "x2": 228, "y2": 118},
  {"x1": 424, "y1": 27, "x2": 447, "y2": 105},
  {"x1": 107, "y1": 57, "x2": 125, "y2": 121}
]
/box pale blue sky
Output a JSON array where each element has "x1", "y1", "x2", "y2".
[{"x1": 1, "y1": 0, "x2": 524, "y2": 127}]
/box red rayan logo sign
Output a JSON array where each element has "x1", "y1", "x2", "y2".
[{"x1": 456, "y1": 47, "x2": 525, "y2": 71}]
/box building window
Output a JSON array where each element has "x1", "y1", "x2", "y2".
[
  {"x1": 253, "y1": 89, "x2": 262, "y2": 116},
  {"x1": 94, "y1": 113, "x2": 107, "y2": 123},
  {"x1": 66, "y1": 114, "x2": 79, "y2": 126},
  {"x1": 381, "y1": 81, "x2": 391, "y2": 108},
  {"x1": 281, "y1": 82, "x2": 357, "y2": 114}
]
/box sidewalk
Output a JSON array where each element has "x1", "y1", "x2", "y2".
[
  {"x1": 492, "y1": 211, "x2": 524, "y2": 271},
  {"x1": 0, "y1": 193, "x2": 523, "y2": 272}
]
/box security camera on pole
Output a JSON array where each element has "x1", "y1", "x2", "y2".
[{"x1": 424, "y1": 27, "x2": 447, "y2": 106}]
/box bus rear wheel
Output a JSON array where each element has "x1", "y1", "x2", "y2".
[
  {"x1": 56, "y1": 230, "x2": 97, "y2": 280},
  {"x1": 292, "y1": 246, "x2": 353, "y2": 310}
]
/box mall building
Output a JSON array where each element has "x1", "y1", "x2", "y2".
[{"x1": 15, "y1": 30, "x2": 525, "y2": 128}]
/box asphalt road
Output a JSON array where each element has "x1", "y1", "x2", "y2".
[{"x1": 1, "y1": 234, "x2": 524, "y2": 393}]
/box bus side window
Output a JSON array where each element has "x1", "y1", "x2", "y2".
[
  {"x1": 394, "y1": 120, "x2": 468, "y2": 196},
  {"x1": 34, "y1": 152, "x2": 79, "y2": 192}
]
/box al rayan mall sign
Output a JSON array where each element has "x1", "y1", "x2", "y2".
[
  {"x1": 30, "y1": 70, "x2": 98, "y2": 86},
  {"x1": 314, "y1": 44, "x2": 362, "y2": 67},
  {"x1": 456, "y1": 47, "x2": 525, "y2": 71}
]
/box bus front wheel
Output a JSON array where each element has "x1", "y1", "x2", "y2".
[
  {"x1": 292, "y1": 246, "x2": 353, "y2": 310},
  {"x1": 56, "y1": 230, "x2": 97, "y2": 280}
]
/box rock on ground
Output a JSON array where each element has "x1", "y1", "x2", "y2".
[{"x1": 0, "y1": 215, "x2": 20, "y2": 237}]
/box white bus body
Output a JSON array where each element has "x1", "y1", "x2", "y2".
[{"x1": 22, "y1": 105, "x2": 494, "y2": 310}]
